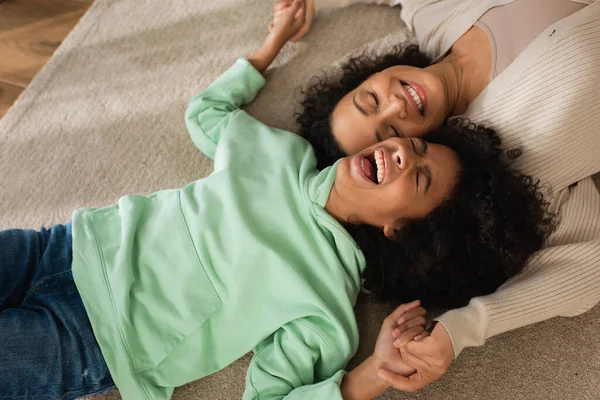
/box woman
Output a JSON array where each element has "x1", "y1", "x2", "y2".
[{"x1": 271, "y1": 0, "x2": 600, "y2": 392}]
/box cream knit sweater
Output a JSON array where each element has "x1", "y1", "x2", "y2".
[{"x1": 315, "y1": 0, "x2": 600, "y2": 357}]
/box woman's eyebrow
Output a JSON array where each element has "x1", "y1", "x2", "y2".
[{"x1": 352, "y1": 93, "x2": 369, "y2": 116}]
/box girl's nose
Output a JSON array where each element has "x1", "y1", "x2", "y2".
[{"x1": 393, "y1": 145, "x2": 413, "y2": 170}]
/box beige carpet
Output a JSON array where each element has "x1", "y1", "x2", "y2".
[{"x1": 1, "y1": 1, "x2": 598, "y2": 399}]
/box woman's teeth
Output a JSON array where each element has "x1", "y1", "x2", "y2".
[
  {"x1": 403, "y1": 83, "x2": 423, "y2": 113},
  {"x1": 375, "y1": 150, "x2": 385, "y2": 183}
]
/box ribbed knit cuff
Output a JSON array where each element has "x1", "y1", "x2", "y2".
[{"x1": 435, "y1": 300, "x2": 488, "y2": 358}]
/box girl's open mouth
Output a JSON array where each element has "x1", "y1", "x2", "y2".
[{"x1": 360, "y1": 149, "x2": 386, "y2": 184}]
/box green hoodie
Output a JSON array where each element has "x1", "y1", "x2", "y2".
[{"x1": 71, "y1": 59, "x2": 366, "y2": 400}]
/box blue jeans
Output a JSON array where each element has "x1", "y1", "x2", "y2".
[{"x1": 0, "y1": 224, "x2": 115, "y2": 399}]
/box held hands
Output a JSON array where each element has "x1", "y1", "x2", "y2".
[
  {"x1": 373, "y1": 300, "x2": 429, "y2": 378},
  {"x1": 266, "y1": 0, "x2": 309, "y2": 48},
  {"x1": 248, "y1": 0, "x2": 306, "y2": 73},
  {"x1": 379, "y1": 319, "x2": 455, "y2": 392},
  {"x1": 268, "y1": 0, "x2": 315, "y2": 42}
]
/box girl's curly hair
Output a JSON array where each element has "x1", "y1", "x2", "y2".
[
  {"x1": 294, "y1": 46, "x2": 553, "y2": 307},
  {"x1": 348, "y1": 119, "x2": 554, "y2": 308},
  {"x1": 296, "y1": 45, "x2": 431, "y2": 169}
]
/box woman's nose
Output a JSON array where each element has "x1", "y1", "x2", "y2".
[{"x1": 382, "y1": 94, "x2": 408, "y2": 119}]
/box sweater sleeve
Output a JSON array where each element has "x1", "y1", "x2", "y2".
[
  {"x1": 242, "y1": 320, "x2": 352, "y2": 400},
  {"x1": 436, "y1": 177, "x2": 600, "y2": 357},
  {"x1": 184, "y1": 58, "x2": 266, "y2": 159}
]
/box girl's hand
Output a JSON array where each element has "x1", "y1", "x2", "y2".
[
  {"x1": 373, "y1": 300, "x2": 429, "y2": 377},
  {"x1": 267, "y1": 0, "x2": 313, "y2": 44}
]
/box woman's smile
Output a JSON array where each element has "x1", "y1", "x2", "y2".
[
  {"x1": 331, "y1": 65, "x2": 449, "y2": 155},
  {"x1": 401, "y1": 80, "x2": 427, "y2": 115}
]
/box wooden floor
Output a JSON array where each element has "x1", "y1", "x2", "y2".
[{"x1": 0, "y1": 0, "x2": 93, "y2": 119}]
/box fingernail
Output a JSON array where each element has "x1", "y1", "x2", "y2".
[
  {"x1": 394, "y1": 339, "x2": 401, "y2": 346},
  {"x1": 378, "y1": 371, "x2": 387, "y2": 381},
  {"x1": 397, "y1": 318, "x2": 405, "y2": 325}
]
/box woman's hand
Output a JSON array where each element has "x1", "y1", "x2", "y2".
[
  {"x1": 378, "y1": 322, "x2": 455, "y2": 392},
  {"x1": 373, "y1": 300, "x2": 428, "y2": 377},
  {"x1": 268, "y1": 0, "x2": 315, "y2": 42}
]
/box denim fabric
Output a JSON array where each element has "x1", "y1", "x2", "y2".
[{"x1": 0, "y1": 224, "x2": 115, "y2": 399}]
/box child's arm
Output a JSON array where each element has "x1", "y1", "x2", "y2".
[
  {"x1": 185, "y1": 0, "x2": 306, "y2": 159},
  {"x1": 242, "y1": 301, "x2": 427, "y2": 400}
]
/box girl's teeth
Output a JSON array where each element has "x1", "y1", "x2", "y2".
[
  {"x1": 375, "y1": 150, "x2": 385, "y2": 183},
  {"x1": 403, "y1": 84, "x2": 423, "y2": 113}
]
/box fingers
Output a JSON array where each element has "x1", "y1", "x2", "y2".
[
  {"x1": 274, "y1": 0, "x2": 294, "y2": 10},
  {"x1": 396, "y1": 306, "x2": 426, "y2": 326},
  {"x1": 378, "y1": 369, "x2": 433, "y2": 393},
  {"x1": 413, "y1": 330, "x2": 430, "y2": 341},
  {"x1": 404, "y1": 337, "x2": 445, "y2": 359},
  {"x1": 403, "y1": 338, "x2": 452, "y2": 375},
  {"x1": 287, "y1": 0, "x2": 304, "y2": 16},
  {"x1": 392, "y1": 318, "x2": 427, "y2": 342},
  {"x1": 286, "y1": 0, "x2": 305, "y2": 29},
  {"x1": 399, "y1": 347, "x2": 433, "y2": 373},
  {"x1": 393, "y1": 325, "x2": 425, "y2": 348},
  {"x1": 289, "y1": 25, "x2": 308, "y2": 42},
  {"x1": 391, "y1": 306, "x2": 426, "y2": 339},
  {"x1": 290, "y1": 0, "x2": 314, "y2": 41},
  {"x1": 270, "y1": 0, "x2": 297, "y2": 32},
  {"x1": 384, "y1": 300, "x2": 421, "y2": 327}
]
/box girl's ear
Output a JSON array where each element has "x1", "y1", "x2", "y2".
[{"x1": 383, "y1": 220, "x2": 404, "y2": 241}]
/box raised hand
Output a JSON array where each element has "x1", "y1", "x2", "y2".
[
  {"x1": 266, "y1": 0, "x2": 307, "y2": 47},
  {"x1": 268, "y1": 0, "x2": 315, "y2": 42}
]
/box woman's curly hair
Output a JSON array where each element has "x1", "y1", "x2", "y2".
[
  {"x1": 346, "y1": 119, "x2": 554, "y2": 308},
  {"x1": 296, "y1": 45, "x2": 432, "y2": 169}
]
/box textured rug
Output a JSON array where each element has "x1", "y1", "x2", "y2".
[{"x1": 1, "y1": 1, "x2": 598, "y2": 399}]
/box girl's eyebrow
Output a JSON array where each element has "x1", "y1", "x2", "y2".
[
  {"x1": 423, "y1": 166, "x2": 432, "y2": 194},
  {"x1": 352, "y1": 93, "x2": 369, "y2": 116},
  {"x1": 420, "y1": 140, "x2": 431, "y2": 193}
]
